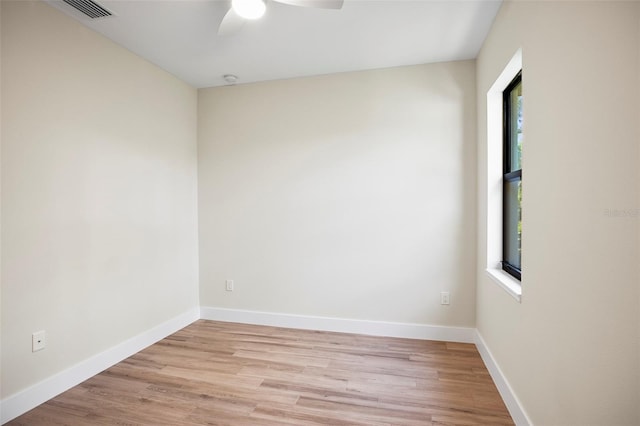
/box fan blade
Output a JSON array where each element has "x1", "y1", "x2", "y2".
[
  {"x1": 218, "y1": 7, "x2": 246, "y2": 36},
  {"x1": 273, "y1": 0, "x2": 343, "y2": 9}
]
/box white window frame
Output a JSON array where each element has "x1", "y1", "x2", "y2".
[{"x1": 486, "y1": 48, "x2": 523, "y2": 302}]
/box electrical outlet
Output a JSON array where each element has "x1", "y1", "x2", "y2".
[
  {"x1": 440, "y1": 292, "x2": 450, "y2": 305},
  {"x1": 32, "y1": 330, "x2": 46, "y2": 352},
  {"x1": 225, "y1": 280, "x2": 234, "y2": 291}
]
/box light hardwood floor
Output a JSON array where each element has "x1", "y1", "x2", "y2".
[{"x1": 8, "y1": 320, "x2": 513, "y2": 425}]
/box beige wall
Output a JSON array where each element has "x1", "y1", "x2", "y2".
[
  {"x1": 0, "y1": 0, "x2": 3, "y2": 398},
  {"x1": 476, "y1": 1, "x2": 640, "y2": 424},
  {"x1": 1, "y1": 1, "x2": 199, "y2": 398},
  {"x1": 198, "y1": 61, "x2": 477, "y2": 326},
  {"x1": 7, "y1": 1, "x2": 639, "y2": 423}
]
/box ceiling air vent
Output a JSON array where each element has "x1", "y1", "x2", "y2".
[{"x1": 62, "y1": 0, "x2": 113, "y2": 19}]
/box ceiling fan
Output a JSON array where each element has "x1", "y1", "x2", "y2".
[{"x1": 218, "y1": 0, "x2": 344, "y2": 36}]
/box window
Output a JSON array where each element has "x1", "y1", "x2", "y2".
[
  {"x1": 486, "y1": 49, "x2": 522, "y2": 301},
  {"x1": 502, "y1": 73, "x2": 522, "y2": 280}
]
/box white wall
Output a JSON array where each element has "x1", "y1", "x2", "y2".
[
  {"x1": 1, "y1": 1, "x2": 199, "y2": 399},
  {"x1": 476, "y1": 2, "x2": 640, "y2": 425},
  {"x1": 198, "y1": 61, "x2": 477, "y2": 327}
]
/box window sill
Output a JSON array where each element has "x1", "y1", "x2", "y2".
[{"x1": 486, "y1": 268, "x2": 522, "y2": 302}]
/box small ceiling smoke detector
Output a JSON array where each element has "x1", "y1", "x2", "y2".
[{"x1": 223, "y1": 74, "x2": 238, "y2": 85}]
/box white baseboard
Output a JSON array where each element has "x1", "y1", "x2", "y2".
[
  {"x1": 0, "y1": 307, "x2": 200, "y2": 425},
  {"x1": 2, "y1": 307, "x2": 527, "y2": 426},
  {"x1": 474, "y1": 330, "x2": 531, "y2": 426},
  {"x1": 200, "y1": 306, "x2": 475, "y2": 343}
]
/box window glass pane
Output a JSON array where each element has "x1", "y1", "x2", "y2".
[
  {"x1": 504, "y1": 178, "x2": 522, "y2": 270},
  {"x1": 509, "y1": 81, "x2": 523, "y2": 172}
]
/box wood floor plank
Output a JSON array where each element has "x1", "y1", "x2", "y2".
[{"x1": 8, "y1": 320, "x2": 513, "y2": 425}]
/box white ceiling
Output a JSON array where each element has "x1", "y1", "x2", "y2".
[{"x1": 46, "y1": 0, "x2": 502, "y2": 88}]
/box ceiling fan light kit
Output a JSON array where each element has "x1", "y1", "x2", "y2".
[
  {"x1": 219, "y1": 0, "x2": 344, "y2": 36},
  {"x1": 232, "y1": 0, "x2": 266, "y2": 20}
]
